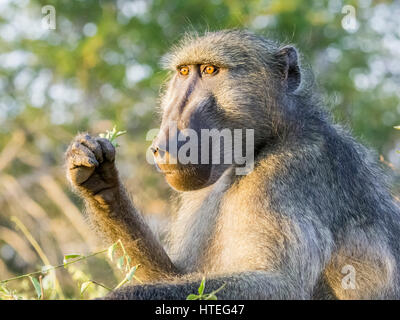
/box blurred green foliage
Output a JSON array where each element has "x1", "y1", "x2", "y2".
[
  {"x1": 1, "y1": 0, "x2": 400, "y2": 154},
  {"x1": 0, "y1": 0, "x2": 400, "y2": 299}
]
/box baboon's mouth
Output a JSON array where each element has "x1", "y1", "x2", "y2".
[
  {"x1": 159, "y1": 167, "x2": 185, "y2": 176},
  {"x1": 163, "y1": 171, "x2": 175, "y2": 175},
  {"x1": 154, "y1": 162, "x2": 178, "y2": 175},
  {"x1": 154, "y1": 162, "x2": 212, "y2": 191}
]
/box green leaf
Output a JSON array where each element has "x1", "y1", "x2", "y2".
[
  {"x1": 64, "y1": 254, "x2": 82, "y2": 260},
  {"x1": 205, "y1": 294, "x2": 217, "y2": 300},
  {"x1": 117, "y1": 256, "x2": 124, "y2": 270},
  {"x1": 186, "y1": 294, "x2": 199, "y2": 300},
  {"x1": 198, "y1": 277, "x2": 205, "y2": 295},
  {"x1": 124, "y1": 255, "x2": 132, "y2": 271},
  {"x1": 29, "y1": 276, "x2": 42, "y2": 299},
  {"x1": 125, "y1": 266, "x2": 138, "y2": 282},
  {"x1": 107, "y1": 242, "x2": 118, "y2": 262},
  {"x1": 0, "y1": 285, "x2": 10, "y2": 295},
  {"x1": 80, "y1": 281, "x2": 92, "y2": 295},
  {"x1": 63, "y1": 254, "x2": 82, "y2": 264},
  {"x1": 98, "y1": 126, "x2": 126, "y2": 147},
  {"x1": 115, "y1": 130, "x2": 127, "y2": 138}
]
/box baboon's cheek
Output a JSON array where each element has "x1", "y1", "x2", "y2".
[{"x1": 164, "y1": 165, "x2": 211, "y2": 191}]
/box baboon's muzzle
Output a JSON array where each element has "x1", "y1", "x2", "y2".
[{"x1": 150, "y1": 126, "x2": 212, "y2": 191}]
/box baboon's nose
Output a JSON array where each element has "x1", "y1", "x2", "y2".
[{"x1": 151, "y1": 146, "x2": 166, "y2": 159}]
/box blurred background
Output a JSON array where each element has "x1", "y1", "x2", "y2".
[{"x1": 0, "y1": 0, "x2": 400, "y2": 299}]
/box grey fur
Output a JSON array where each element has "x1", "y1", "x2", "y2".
[{"x1": 66, "y1": 30, "x2": 400, "y2": 300}]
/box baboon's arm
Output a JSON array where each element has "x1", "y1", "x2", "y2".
[
  {"x1": 65, "y1": 134, "x2": 179, "y2": 282},
  {"x1": 104, "y1": 271, "x2": 310, "y2": 300},
  {"x1": 85, "y1": 183, "x2": 179, "y2": 281},
  {"x1": 104, "y1": 217, "x2": 332, "y2": 299}
]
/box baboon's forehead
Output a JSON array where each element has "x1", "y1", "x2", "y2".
[{"x1": 162, "y1": 30, "x2": 276, "y2": 70}]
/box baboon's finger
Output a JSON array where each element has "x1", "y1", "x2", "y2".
[
  {"x1": 68, "y1": 164, "x2": 96, "y2": 186},
  {"x1": 96, "y1": 137, "x2": 116, "y2": 163},
  {"x1": 67, "y1": 142, "x2": 99, "y2": 169},
  {"x1": 79, "y1": 134, "x2": 104, "y2": 164}
]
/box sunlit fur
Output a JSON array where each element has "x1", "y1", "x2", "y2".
[{"x1": 66, "y1": 30, "x2": 400, "y2": 299}]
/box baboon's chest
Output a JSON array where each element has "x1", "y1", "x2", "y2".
[
  {"x1": 168, "y1": 191, "x2": 270, "y2": 274},
  {"x1": 167, "y1": 184, "x2": 226, "y2": 272},
  {"x1": 167, "y1": 170, "x2": 272, "y2": 274},
  {"x1": 203, "y1": 193, "x2": 272, "y2": 274}
]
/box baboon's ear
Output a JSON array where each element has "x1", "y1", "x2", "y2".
[{"x1": 276, "y1": 46, "x2": 301, "y2": 92}]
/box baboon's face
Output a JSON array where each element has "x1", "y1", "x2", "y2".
[
  {"x1": 151, "y1": 31, "x2": 299, "y2": 191},
  {"x1": 152, "y1": 60, "x2": 230, "y2": 191}
]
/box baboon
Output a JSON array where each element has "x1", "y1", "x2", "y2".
[{"x1": 65, "y1": 30, "x2": 400, "y2": 299}]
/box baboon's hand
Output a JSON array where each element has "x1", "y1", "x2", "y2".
[{"x1": 66, "y1": 133, "x2": 119, "y2": 203}]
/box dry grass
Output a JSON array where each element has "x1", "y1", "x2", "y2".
[{"x1": 0, "y1": 128, "x2": 168, "y2": 299}]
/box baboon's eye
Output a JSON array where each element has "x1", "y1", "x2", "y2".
[
  {"x1": 203, "y1": 65, "x2": 218, "y2": 75},
  {"x1": 178, "y1": 66, "x2": 189, "y2": 76}
]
